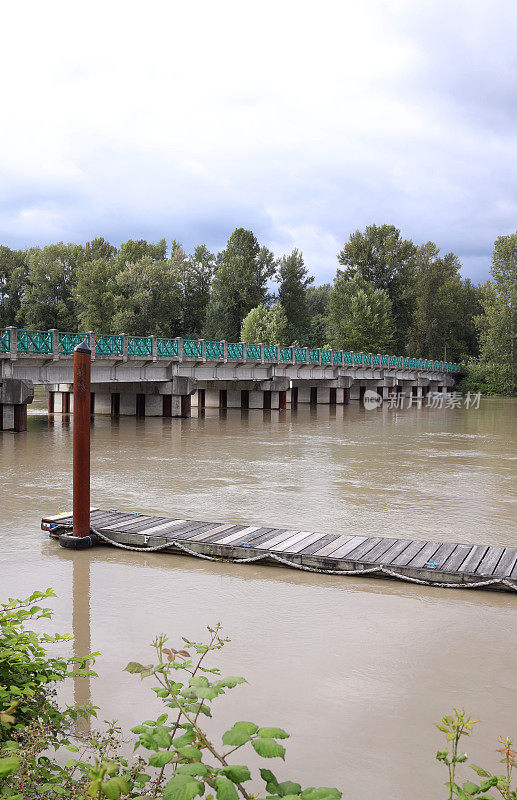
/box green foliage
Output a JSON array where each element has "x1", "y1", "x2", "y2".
[
  {"x1": 0, "y1": 246, "x2": 27, "y2": 328},
  {"x1": 276, "y1": 250, "x2": 313, "y2": 343},
  {"x1": 475, "y1": 233, "x2": 517, "y2": 395},
  {"x1": 112, "y1": 255, "x2": 183, "y2": 337},
  {"x1": 0, "y1": 588, "x2": 94, "y2": 742},
  {"x1": 0, "y1": 593, "x2": 342, "y2": 800},
  {"x1": 410, "y1": 243, "x2": 482, "y2": 360},
  {"x1": 327, "y1": 273, "x2": 395, "y2": 352},
  {"x1": 17, "y1": 243, "x2": 82, "y2": 330},
  {"x1": 435, "y1": 710, "x2": 516, "y2": 799},
  {"x1": 240, "y1": 303, "x2": 288, "y2": 345},
  {"x1": 205, "y1": 228, "x2": 276, "y2": 341},
  {"x1": 337, "y1": 224, "x2": 417, "y2": 350}
]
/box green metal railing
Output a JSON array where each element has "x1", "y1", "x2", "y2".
[
  {"x1": 1, "y1": 327, "x2": 462, "y2": 372},
  {"x1": 59, "y1": 332, "x2": 89, "y2": 354},
  {"x1": 17, "y1": 330, "x2": 52, "y2": 354},
  {"x1": 95, "y1": 334, "x2": 123, "y2": 356},
  {"x1": 183, "y1": 340, "x2": 203, "y2": 359},
  {"x1": 264, "y1": 345, "x2": 278, "y2": 361},
  {"x1": 157, "y1": 338, "x2": 178, "y2": 357},
  {"x1": 128, "y1": 336, "x2": 152, "y2": 357},
  {"x1": 227, "y1": 342, "x2": 244, "y2": 360},
  {"x1": 0, "y1": 329, "x2": 11, "y2": 353},
  {"x1": 206, "y1": 341, "x2": 224, "y2": 359},
  {"x1": 246, "y1": 343, "x2": 262, "y2": 360}
]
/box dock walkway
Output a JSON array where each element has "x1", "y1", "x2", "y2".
[{"x1": 42, "y1": 509, "x2": 517, "y2": 593}]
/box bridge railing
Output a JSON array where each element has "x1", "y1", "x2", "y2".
[{"x1": 0, "y1": 326, "x2": 462, "y2": 372}]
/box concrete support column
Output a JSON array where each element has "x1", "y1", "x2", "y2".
[
  {"x1": 49, "y1": 328, "x2": 59, "y2": 357},
  {"x1": 344, "y1": 387, "x2": 350, "y2": 405},
  {"x1": 7, "y1": 326, "x2": 17, "y2": 357},
  {"x1": 181, "y1": 395, "x2": 191, "y2": 418},
  {"x1": 0, "y1": 403, "x2": 27, "y2": 431}
]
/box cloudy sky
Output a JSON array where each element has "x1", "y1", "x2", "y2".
[{"x1": 1, "y1": 0, "x2": 516, "y2": 283}]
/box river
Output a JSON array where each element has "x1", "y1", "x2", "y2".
[{"x1": 1, "y1": 392, "x2": 516, "y2": 799}]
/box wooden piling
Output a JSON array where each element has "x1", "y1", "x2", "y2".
[{"x1": 73, "y1": 342, "x2": 91, "y2": 538}]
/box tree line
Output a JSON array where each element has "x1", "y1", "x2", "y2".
[{"x1": 0, "y1": 224, "x2": 515, "y2": 392}]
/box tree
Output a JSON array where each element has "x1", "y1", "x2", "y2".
[
  {"x1": 180, "y1": 244, "x2": 215, "y2": 338},
  {"x1": 276, "y1": 249, "x2": 313, "y2": 343},
  {"x1": 111, "y1": 255, "x2": 183, "y2": 336},
  {"x1": 0, "y1": 247, "x2": 27, "y2": 327},
  {"x1": 305, "y1": 283, "x2": 331, "y2": 346},
  {"x1": 17, "y1": 243, "x2": 82, "y2": 331},
  {"x1": 476, "y1": 233, "x2": 517, "y2": 394},
  {"x1": 240, "y1": 303, "x2": 288, "y2": 345},
  {"x1": 204, "y1": 228, "x2": 276, "y2": 341},
  {"x1": 338, "y1": 224, "x2": 417, "y2": 350},
  {"x1": 76, "y1": 257, "x2": 118, "y2": 333},
  {"x1": 113, "y1": 238, "x2": 167, "y2": 270},
  {"x1": 409, "y1": 243, "x2": 482, "y2": 360},
  {"x1": 327, "y1": 273, "x2": 395, "y2": 352}
]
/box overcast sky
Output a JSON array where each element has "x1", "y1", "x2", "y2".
[{"x1": 1, "y1": 0, "x2": 516, "y2": 284}]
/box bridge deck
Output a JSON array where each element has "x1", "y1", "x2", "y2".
[{"x1": 42, "y1": 509, "x2": 517, "y2": 593}]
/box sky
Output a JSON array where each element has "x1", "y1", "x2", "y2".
[{"x1": 1, "y1": 0, "x2": 516, "y2": 284}]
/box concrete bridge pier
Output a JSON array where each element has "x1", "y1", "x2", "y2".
[
  {"x1": 0, "y1": 378, "x2": 34, "y2": 432},
  {"x1": 46, "y1": 377, "x2": 197, "y2": 419},
  {"x1": 195, "y1": 379, "x2": 288, "y2": 410}
]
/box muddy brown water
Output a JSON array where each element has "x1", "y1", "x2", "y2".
[{"x1": 1, "y1": 393, "x2": 516, "y2": 799}]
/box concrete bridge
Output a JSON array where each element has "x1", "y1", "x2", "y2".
[{"x1": 0, "y1": 326, "x2": 460, "y2": 430}]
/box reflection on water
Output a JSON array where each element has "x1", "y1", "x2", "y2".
[{"x1": 0, "y1": 395, "x2": 516, "y2": 799}]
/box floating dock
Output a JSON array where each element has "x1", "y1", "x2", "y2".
[{"x1": 42, "y1": 509, "x2": 517, "y2": 593}]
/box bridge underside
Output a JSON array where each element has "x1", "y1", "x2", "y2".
[{"x1": 0, "y1": 356, "x2": 455, "y2": 427}]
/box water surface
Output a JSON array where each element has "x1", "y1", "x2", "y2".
[{"x1": 1, "y1": 395, "x2": 516, "y2": 799}]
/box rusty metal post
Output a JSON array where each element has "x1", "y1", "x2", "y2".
[{"x1": 73, "y1": 341, "x2": 91, "y2": 538}]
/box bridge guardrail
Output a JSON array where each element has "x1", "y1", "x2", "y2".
[{"x1": 0, "y1": 327, "x2": 461, "y2": 372}]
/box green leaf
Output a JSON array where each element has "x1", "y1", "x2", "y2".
[
  {"x1": 252, "y1": 738, "x2": 286, "y2": 760},
  {"x1": 176, "y1": 745, "x2": 202, "y2": 761},
  {"x1": 215, "y1": 677, "x2": 247, "y2": 689},
  {"x1": 222, "y1": 723, "x2": 254, "y2": 747},
  {"x1": 260, "y1": 768, "x2": 281, "y2": 794},
  {"x1": 471, "y1": 766, "x2": 491, "y2": 778},
  {"x1": 172, "y1": 731, "x2": 196, "y2": 748},
  {"x1": 0, "y1": 756, "x2": 20, "y2": 777},
  {"x1": 149, "y1": 751, "x2": 176, "y2": 767},
  {"x1": 176, "y1": 763, "x2": 209, "y2": 777},
  {"x1": 277, "y1": 782, "x2": 302, "y2": 796},
  {"x1": 462, "y1": 781, "x2": 480, "y2": 794},
  {"x1": 124, "y1": 661, "x2": 145, "y2": 674},
  {"x1": 190, "y1": 676, "x2": 209, "y2": 688},
  {"x1": 101, "y1": 778, "x2": 123, "y2": 799},
  {"x1": 195, "y1": 687, "x2": 219, "y2": 700},
  {"x1": 164, "y1": 774, "x2": 204, "y2": 800},
  {"x1": 301, "y1": 789, "x2": 342, "y2": 800},
  {"x1": 214, "y1": 776, "x2": 239, "y2": 800},
  {"x1": 257, "y1": 727, "x2": 290, "y2": 740},
  {"x1": 222, "y1": 765, "x2": 251, "y2": 783}
]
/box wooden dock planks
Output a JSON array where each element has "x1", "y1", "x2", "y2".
[{"x1": 40, "y1": 510, "x2": 517, "y2": 593}]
